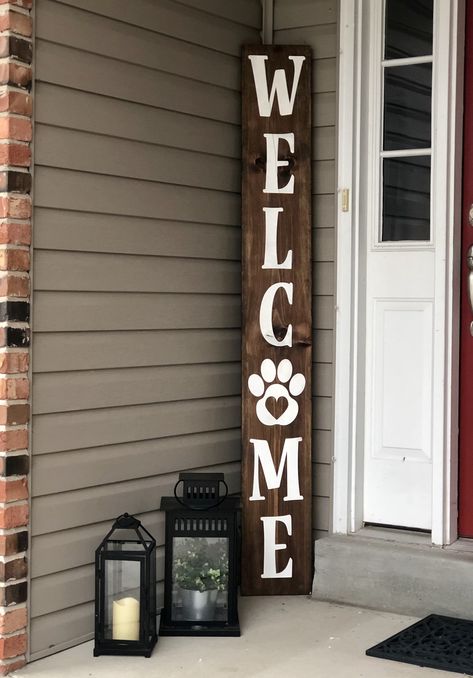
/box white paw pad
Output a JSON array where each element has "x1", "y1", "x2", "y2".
[{"x1": 248, "y1": 358, "x2": 306, "y2": 426}]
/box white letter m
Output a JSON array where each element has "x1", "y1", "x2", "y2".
[{"x1": 249, "y1": 437, "x2": 303, "y2": 502}]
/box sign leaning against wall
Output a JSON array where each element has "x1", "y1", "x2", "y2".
[{"x1": 241, "y1": 45, "x2": 312, "y2": 595}]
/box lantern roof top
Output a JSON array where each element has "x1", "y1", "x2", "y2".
[{"x1": 96, "y1": 512, "x2": 156, "y2": 554}]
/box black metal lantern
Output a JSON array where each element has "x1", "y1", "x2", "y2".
[
  {"x1": 94, "y1": 513, "x2": 157, "y2": 657},
  {"x1": 159, "y1": 472, "x2": 240, "y2": 636}
]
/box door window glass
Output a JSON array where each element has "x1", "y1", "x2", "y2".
[
  {"x1": 383, "y1": 156, "x2": 431, "y2": 241},
  {"x1": 384, "y1": 64, "x2": 432, "y2": 151},
  {"x1": 385, "y1": 0, "x2": 434, "y2": 59},
  {"x1": 381, "y1": 0, "x2": 434, "y2": 242}
]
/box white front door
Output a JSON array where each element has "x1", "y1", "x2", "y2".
[{"x1": 361, "y1": 0, "x2": 436, "y2": 530}]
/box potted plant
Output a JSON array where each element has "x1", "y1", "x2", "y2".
[{"x1": 173, "y1": 537, "x2": 228, "y2": 621}]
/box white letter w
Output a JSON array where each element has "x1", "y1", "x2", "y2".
[{"x1": 248, "y1": 55, "x2": 306, "y2": 117}]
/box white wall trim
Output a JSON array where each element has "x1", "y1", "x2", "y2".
[
  {"x1": 332, "y1": 0, "x2": 360, "y2": 534},
  {"x1": 438, "y1": 0, "x2": 464, "y2": 545},
  {"x1": 333, "y1": 0, "x2": 463, "y2": 544},
  {"x1": 429, "y1": 0, "x2": 462, "y2": 545}
]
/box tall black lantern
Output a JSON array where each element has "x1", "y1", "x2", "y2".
[
  {"x1": 94, "y1": 513, "x2": 157, "y2": 657},
  {"x1": 160, "y1": 472, "x2": 240, "y2": 636}
]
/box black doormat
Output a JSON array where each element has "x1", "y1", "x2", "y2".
[{"x1": 366, "y1": 614, "x2": 473, "y2": 675}]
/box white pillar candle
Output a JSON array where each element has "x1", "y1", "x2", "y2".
[{"x1": 112, "y1": 596, "x2": 140, "y2": 641}]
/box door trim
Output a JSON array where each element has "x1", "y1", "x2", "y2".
[{"x1": 333, "y1": 0, "x2": 464, "y2": 546}]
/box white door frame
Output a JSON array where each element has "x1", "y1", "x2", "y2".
[{"x1": 332, "y1": 0, "x2": 464, "y2": 545}]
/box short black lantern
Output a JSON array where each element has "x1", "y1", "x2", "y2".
[
  {"x1": 94, "y1": 513, "x2": 157, "y2": 657},
  {"x1": 160, "y1": 472, "x2": 240, "y2": 636}
]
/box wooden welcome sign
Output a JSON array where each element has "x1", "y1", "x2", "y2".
[{"x1": 241, "y1": 45, "x2": 312, "y2": 595}]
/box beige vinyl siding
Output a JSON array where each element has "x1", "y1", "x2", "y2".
[
  {"x1": 31, "y1": 0, "x2": 261, "y2": 659},
  {"x1": 274, "y1": 0, "x2": 338, "y2": 540}
]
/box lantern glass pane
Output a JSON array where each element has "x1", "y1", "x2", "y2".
[
  {"x1": 104, "y1": 539, "x2": 146, "y2": 552},
  {"x1": 171, "y1": 536, "x2": 229, "y2": 622},
  {"x1": 103, "y1": 559, "x2": 141, "y2": 641}
]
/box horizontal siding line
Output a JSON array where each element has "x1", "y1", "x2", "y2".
[
  {"x1": 30, "y1": 554, "x2": 165, "y2": 598},
  {"x1": 29, "y1": 568, "x2": 160, "y2": 592},
  {"x1": 312, "y1": 56, "x2": 338, "y2": 64},
  {"x1": 30, "y1": 597, "x2": 101, "y2": 621},
  {"x1": 32, "y1": 327, "x2": 241, "y2": 338},
  {"x1": 33, "y1": 336, "x2": 240, "y2": 350},
  {"x1": 33, "y1": 326, "x2": 241, "y2": 334},
  {"x1": 32, "y1": 456, "x2": 242, "y2": 498},
  {"x1": 46, "y1": 3, "x2": 257, "y2": 61},
  {"x1": 31, "y1": 460, "x2": 241, "y2": 512},
  {"x1": 37, "y1": 35, "x2": 241, "y2": 94},
  {"x1": 32, "y1": 359, "x2": 241, "y2": 377},
  {"x1": 34, "y1": 163, "x2": 241, "y2": 197},
  {"x1": 33, "y1": 325, "x2": 241, "y2": 334},
  {"x1": 31, "y1": 428, "x2": 242, "y2": 453},
  {"x1": 314, "y1": 124, "x2": 336, "y2": 132},
  {"x1": 31, "y1": 419, "x2": 243, "y2": 453},
  {"x1": 314, "y1": 158, "x2": 335, "y2": 165},
  {"x1": 32, "y1": 242, "x2": 334, "y2": 261},
  {"x1": 30, "y1": 361, "x2": 331, "y2": 377},
  {"x1": 312, "y1": 484, "x2": 331, "y2": 496},
  {"x1": 30, "y1": 588, "x2": 161, "y2": 619},
  {"x1": 36, "y1": 156, "x2": 333, "y2": 193},
  {"x1": 33, "y1": 287, "x2": 241, "y2": 298},
  {"x1": 31, "y1": 214, "x2": 332, "y2": 240},
  {"x1": 274, "y1": 21, "x2": 338, "y2": 32},
  {"x1": 33, "y1": 247, "x2": 242, "y2": 266},
  {"x1": 35, "y1": 80, "x2": 241, "y2": 131},
  {"x1": 35, "y1": 77, "x2": 242, "y2": 129},
  {"x1": 274, "y1": 22, "x2": 337, "y2": 34},
  {"x1": 32, "y1": 327, "x2": 241, "y2": 337},
  {"x1": 31, "y1": 428, "x2": 242, "y2": 460},
  {"x1": 33, "y1": 204, "x2": 242, "y2": 230},
  {"x1": 30, "y1": 584, "x2": 161, "y2": 620},
  {"x1": 312, "y1": 121, "x2": 336, "y2": 129},
  {"x1": 30, "y1": 558, "x2": 111, "y2": 583},
  {"x1": 36, "y1": 121, "x2": 241, "y2": 162},
  {"x1": 33, "y1": 245, "x2": 241, "y2": 261},
  {"x1": 32, "y1": 290, "x2": 242, "y2": 298},
  {"x1": 46, "y1": 0, "x2": 258, "y2": 60},
  {"x1": 168, "y1": 0, "x2": 261, "y2": 30},
  {"x1": 34, "y1": 200, "x2": 241, "y2": 227},
  {"x1": 31, "y1": 393, "x2": 241, "y2": 417},
  {"x1": 50, "y1": 0, "x2": 260, "y2": 55}
]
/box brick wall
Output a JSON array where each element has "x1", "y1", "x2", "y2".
[{"x1": 0, "y1": 0, "x2": 31, "y2": 673}]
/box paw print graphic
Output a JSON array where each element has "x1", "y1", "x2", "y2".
[{"x1": 248, "y1": 358, "x2": 306, "y2": 426}]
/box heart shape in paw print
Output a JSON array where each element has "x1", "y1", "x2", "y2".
[{"x1": 265, "y1": 396, "x2": 289, "y2": 421}]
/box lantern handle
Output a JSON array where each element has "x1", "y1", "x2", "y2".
[
  {"x1": 173, "y1": 478, "x2": 229, "y2": 511},
  {"x1": 114, "y1": 513, "x2": 141, "y2": 530}
]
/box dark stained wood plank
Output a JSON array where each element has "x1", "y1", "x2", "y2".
[{"x1": 242, "y1": 45, "x2": 312, "y2": 595}]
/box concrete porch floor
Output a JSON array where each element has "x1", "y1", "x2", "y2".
[{"x1": 13, "y1": 597, "x2": 466, "y2": 678}]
